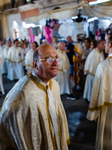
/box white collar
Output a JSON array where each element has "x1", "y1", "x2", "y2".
[
  {"x1": 32, "y1": 71, "x2": 48, "y2": 86},
  {"x1": 57, "y1": 49, "x2": 63, "y2": 53},
  {"x1": 31, "y1": 49, "x2": 34, "y2": 52},
  {"x1": 108, "y1": 53, "x2": 112, "y2": 57}
]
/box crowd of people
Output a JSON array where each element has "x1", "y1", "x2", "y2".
[{"x1": 0, "y1": 32, "x2": 112, "y2": 149}]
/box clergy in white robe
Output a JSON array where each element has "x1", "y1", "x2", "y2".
[
  {"x1": 87, "y1": 35, "x2": 112, "y2": 150},
  {"x1": 25, "y1": 42, "x2": 38, "y2": 74},
  {"x1": 0, "y1": 48, "x2": 5, "y2": 95},
  {"x1": 7, "y1": 39, "x2": 24, "y2": 81},
  {"x1": 2, "y1": 41, "x2": 11, "y2": 74},
  {"x1": 83, "y1": 40, "x2": 105, "y2": 102},
  {"x1": 54, "y1": 42, "x2": 71, "y2": 95},
  {"x1": 0, "y1": 44, "x2": 70, "y2": 150}
]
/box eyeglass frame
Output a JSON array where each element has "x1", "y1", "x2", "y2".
[{"x1": 35, "y1": 56, "x2": 62, "y2": 65}]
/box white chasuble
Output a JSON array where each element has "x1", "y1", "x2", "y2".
[
  {"x1": 2, "y1": 46, "x2": 10, "y2": 74},
  {"x1": 83, "y1": 48, "x2": 104, "y2": 101},
  {"x1": 84, "y1": 48, "x2": 104, "y2": 76},
  {"x1": 25, "y1": 49, "x2": 34, "y2": 74},
  {"x1": 0, "y1": 72, "x2": 70, "y2": 150},
  {"x1": 0, "y1": 50, "x2": 4, "y2": 68},
  {"x1": 87, "y1": 56, "x2": 112, "y2": 150},
  {"x1": 7, "y1": 46, "x2": 25, "y2": 80},
  {"x1": 54, "y1": 49, "x2": 71, "y2": 95}
]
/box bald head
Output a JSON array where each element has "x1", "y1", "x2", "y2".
[
  {"x1": 38, "y1": 44, "x2": 54, "y2": 52},
  {"x1": 58, "y1": 42, "x2": 66, "y2": 51},
  {"x1": 33, "y1": 44, "x2": 59, "y2": 84},
  {"x1": 6, "y1": 41, "x2": 11, "y2": 47},
  {"x1": 33, "y1": 44, "x2": 58, "y2": 61}
]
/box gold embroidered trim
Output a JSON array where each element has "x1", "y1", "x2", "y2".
[
  {"x1": 95, "y1": 48, "x2": 100, "y2": 53},
  {"x1": 27, "y1": 73, "x2": 53, "y2": 91},
  {"x1": 1, "y1": 98, "x2": 8, "y2": 108},
  {"x1": 98, "y1": 56, "x2": 100, "y2": 64},
  {"x1": 84, "y1": 70, "x2": 95, "y2": 77},
  {"x1": 59, "y1": 69, "x2": 63, "y2": 71},
  {"x1": 55, "y1": 104, "x2": 61, "y2": 149},
  {"x1": 25, "y1": 64, "x2": 33, "y2": 68},
  {"x1": 67, "y1": 138, "x2": 71, "y2": 145},
  {"x1": 57, "y1": 50, "x2": 62, "y2": 53},
  {"x1": 88, "y1": 102, "x2": 112, "y2": 111},
  {"x1": 8, "y1": 59, "x2": 25, "y2": 63},
  {"x1": 46, "y1": 88, "x2": 57, "y2": 150},
  {"x1": 107, "y1": 56, "x2": 112, "y2": 59}
]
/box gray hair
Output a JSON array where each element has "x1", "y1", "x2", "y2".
[
  {"x1": 33, "y1": 49, "x2": 38, "y2": 61},
  {"x1": 96, "y1": 39, "x2": 103, "y2": 46}
]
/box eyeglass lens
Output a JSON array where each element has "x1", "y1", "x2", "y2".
[{"x1": 47, "y1": 57, "x2": 61, "y2": 64}]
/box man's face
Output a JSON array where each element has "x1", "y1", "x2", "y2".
[
  {"x1": 23, "y1": 44, "x2": 27, "y2": 49},
  {"x1": 14, "y1": 41, "x2": 18, "y2": 47},
  {"x1": 85, "y1": 40, "x2": 90, "y2": 49},
  {"x1": 31, "y1": 43, "x2": 36, "y2": 51},
  {"x1": 52, "y1": 38, "x2": 56, "y2": 44},
  {"x1": 67, "y1": 36, "x2": 72, "y2": 44},
  {"x1": 98, "y1": 41, "x2": 105, "y2": 52},
  {"x1": 105, "y1": 39, "x2": 109, "y2": 54},
  {"x1": 36, "y1": 45, "x2": 59, "y2": 82},
  {"x1": 90, "y1": 42, "x2": 94, "y2": 50},
  {"x1": 7, "y1": 41, "x2": 11, "y2": 47},
  {"x1": 60, "y1": 42, "x2": 66, "y2": 51}
]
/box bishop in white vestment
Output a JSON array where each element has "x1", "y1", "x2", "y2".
[
  {"x1": 25, "y1": 42, "x2": 38, "y2": 74},
  {"x1": 83, "y1": 40, "x2": 105, "y2": 102},
  {"x1": 0, "y1": 44, "x2": 70, "y2": 150},
  {"x1": 7, "y1": 39, "x2": 24, "y2": 81},
  {"x1": 87, "y1": 36, "x2": 112, "y2": 150},
  {"x1": 54, "y1": 42, "x2": 71, "y2": 95}
]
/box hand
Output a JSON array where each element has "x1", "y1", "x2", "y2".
[{"x1": 66, "y1": 49, "x2": 70, "y2": 53}]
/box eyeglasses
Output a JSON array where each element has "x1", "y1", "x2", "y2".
[{"x1": 37, "y1": 57, "x2": 62, "y2": 65}]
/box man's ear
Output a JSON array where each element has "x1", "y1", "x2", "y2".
[{"x1": 33, "y1": 60, "x2": 38, "y2": 69}]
